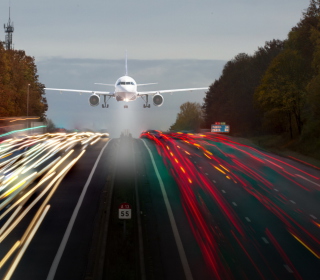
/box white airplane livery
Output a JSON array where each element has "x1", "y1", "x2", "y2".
[{"x1": 44, "y1": 55, "x2": 208, "y2": 109}]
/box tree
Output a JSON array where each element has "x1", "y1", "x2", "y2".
[
  {"x1": 0, "y1": 42, "x2": 48, "y2": 119},
  {"x1": 46, "y1": 118, "x2": 57, "y2": 132},
  {"x1": 254, "y1": 49, "x2": 307, "y2": 137},
  {"x1": 306, "y1": 15, "x2": 320, "y2": 121},
  {"x1": 203, "y1": 40, "x2": 284, "y2": 136},
  {"x1": 169, "y1": 102, "x2": 203, "y2": 132},
  {"x1": 254, "y1": 1, "x2": 320, "y2": 138}
]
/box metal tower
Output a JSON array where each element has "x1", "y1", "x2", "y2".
[{"x1": 4, "y1": 7, "x2": 14, "y2": 50}]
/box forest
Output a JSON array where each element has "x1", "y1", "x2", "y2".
[
  {"x1": 201, "y1": 0, "x2": 320, "y2": 158},
  {"x1": 0, "y1": 42, "x2": 47, "y2": 119}
]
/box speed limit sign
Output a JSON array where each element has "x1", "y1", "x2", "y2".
[{"x1": 119, "y1": 203, "x2": 132, "y2": 219}]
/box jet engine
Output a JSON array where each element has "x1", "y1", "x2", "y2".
[
  {"x1": 153, "y1": 94, "x2": 164, "y2": 107},
  {"x1": 89, "y1": 94, "x2": 100, "y2": 106}
]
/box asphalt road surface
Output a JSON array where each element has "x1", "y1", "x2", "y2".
[{"x1": 1, "y1": 132, "x2": 320, "y2": 280}]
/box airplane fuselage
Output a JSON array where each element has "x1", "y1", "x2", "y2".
[{"x1": 114, "y1": 76, "x2": 138, "y2": 102}]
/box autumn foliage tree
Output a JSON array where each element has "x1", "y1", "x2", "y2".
[{"x1": 0, "y1": 42, "x2": 47, "y2": 119}]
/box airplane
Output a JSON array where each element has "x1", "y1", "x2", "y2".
[{"x1": 44, "y1": 55, "x2": 208, "y2": 109}]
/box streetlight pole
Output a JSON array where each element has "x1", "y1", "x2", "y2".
[
  {"x1": 27, "y1": 84, "x2": 30, "y2": 117},
  {"x1": 27, "y1": 84, "x2": 30, "y2": 129}
]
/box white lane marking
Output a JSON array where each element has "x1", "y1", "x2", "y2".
[
  {"x1": 274, "y1": 188, "x2": 279, "y2": 192},
  {"x1": 310, "y1": 214, "x2": 317, "y2": 220},
  {"x1": 261, "y1": 237, "x2": 269, "y2": 244},
  {"x1": 284, "y1": 264, "x2": 293, "y2": 273},
  {"x1": 290, "y1": 200, "x2": 296, "y2": 204},
  {"x1": 142, "y1": 139, "x2": 193, "y2": 280},
  {"x1": 295, "y1": 174, "x2": 320, "y2": 187},
  {"x1": 46, "y1": 139, "x2": 111, "y2": 280},
  {"x1": 232, "y1": 202, "x2": 237, "y2": 206},
  {"x1": 221, "y1": 190, "x2": 226, "y2": 193},
  {"x1": 245, "y1": 217, "x2": 251, "y2": 222}
]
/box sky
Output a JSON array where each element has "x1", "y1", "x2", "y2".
[{"x1": 1, "y1": 0, "x2": 311, "y2": 137}]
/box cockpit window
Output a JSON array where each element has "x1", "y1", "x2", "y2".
[{"x1": 117, "y1": 81, "x2": 135, "y2": 85}]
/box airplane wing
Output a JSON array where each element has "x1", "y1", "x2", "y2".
[
  {"x1": 137, "y1": 87, "x2": 208, "y2": 96},
  {"x1": 44, "y1": 88, "x2": 115, "y2": 96}
]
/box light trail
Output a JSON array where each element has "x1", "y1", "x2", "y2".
[
  {"x1": 3, "y1": 205, "x2": 50, "y2": 280},
  {"x1": 140, "y1": 131, "x2": 320, "y2": 278},
  {"x1": 0, "y1": 132, "x2": 105, "y2": 277}
]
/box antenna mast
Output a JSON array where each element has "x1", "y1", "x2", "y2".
[{"x1": 4, "y1": 6, "x2": 14, "y2": 50}]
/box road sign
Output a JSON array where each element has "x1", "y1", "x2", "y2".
[
  {"x1": 119, "y1": 202, "x2": 132, "y2": 219},
  {"x1": 211, "y1": 124, "x2": 230, "y2": 133}
]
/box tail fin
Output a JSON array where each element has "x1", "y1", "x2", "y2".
[{"x1": 125, "y1": 50, "x2": 128, "y2": 76}]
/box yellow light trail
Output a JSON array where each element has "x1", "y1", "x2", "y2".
[
  {"x1": 1, "y1": 175, "x2": 18, "y2": 187},
  {"x1": 1, "y1": 153, "x2": 12, "y2": 159},
  {"x1": 43, "y1": 150, "x2": 74, "y2": 178},
  {"x1": 0, "y1": 172, "x2": 37, "y2": 200},
  {"x1": 290, "y1": 232, "x2": 320, "y2": 259},
  {"x1": 312, "y1": 221, "x2": 320, "y2": 228},
  {"x1": 204, "y1": 153, "x2": 211, "y2": 159},
  {"x1": 0, "y1": 151, "x2": 84, "y2": 243},
  {"x1": 0, "y1": 172, "x2": 56, "y2": 220},
  {"x1": 0, "y1": 241, "x2": 20, "y2": 269},
  {"x1": 90, "y1": 137, "x2": 101, "y2": 145},
  {"x1": 214, "y1": 166, "x2": 226, "y2": 175},
  {"x1": 220, "y1": 164, "x2": 230, "y2": 173},
  {"x1": 0, "y1": 206, "x2": 22, "y2": 236},
  {"x1": 3, "y1": 205, "x2": 50, "y2": 280}
]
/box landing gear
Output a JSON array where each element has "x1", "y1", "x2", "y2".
[
  {"x1": 124, "y1": 105, "x2": 128, "y2": 108},
  {"x1": 102, "y1": 95, "x2": 111, "y2": 108},
  {"x1": 141, "y1": 95, "x2": 151, "y2": 108}
]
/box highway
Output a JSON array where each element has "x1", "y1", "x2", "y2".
[{"x1": 0, "y1": 131, "x2": 320, "y2": 279}]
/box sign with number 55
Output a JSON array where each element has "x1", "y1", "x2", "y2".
[{"x1": 119, "y1": 202, "x2": 132, "y2": 219}]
